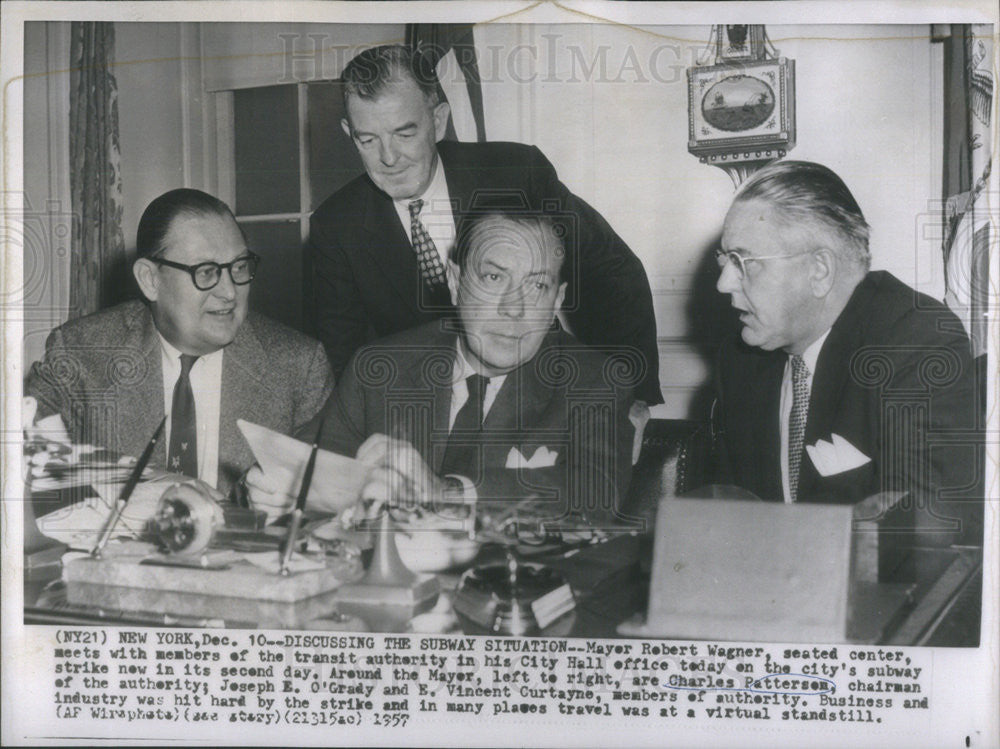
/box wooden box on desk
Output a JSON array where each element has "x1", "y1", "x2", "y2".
[{"x1": 619, "y1": 492, "x2": 908, "y2": 643}]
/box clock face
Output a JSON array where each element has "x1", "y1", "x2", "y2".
[{"x1": 701, "y1": 74, "x2": 776, "y2": 132}]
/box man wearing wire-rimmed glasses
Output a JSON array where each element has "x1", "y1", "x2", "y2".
[
  {"x1": 712, "y1": 161, "x2": 982, "y2": 555},
  {"x1": 26, "y1": 189, "x2": 333, "y2": 494}
]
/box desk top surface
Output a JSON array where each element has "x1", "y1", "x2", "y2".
[{"x1": 24, "y1": 536, "x2": 981, "y2": 647}]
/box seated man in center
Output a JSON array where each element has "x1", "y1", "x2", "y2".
[{"x1": 260, "y1": 213, "x2": 637, "y2": 529}]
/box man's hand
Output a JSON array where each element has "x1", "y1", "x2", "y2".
[
  {"x1": 355, "y1": 433, "x2": 445, "y2": 512},
  {"x1": 629, "y1": 399, "x2": 651, "y2": 465},
  {"x1": 245, "y1": 465, "x2": 295, "y2": 524}
]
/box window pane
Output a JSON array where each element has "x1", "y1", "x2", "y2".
[
  {"x1": 234, "y1": 85, "x2": 299, "y2": 215},
  {"x1": 241, "y1": 220, "x2": 305, "y2": 332},
  {"x1": 307, "y1": 81, "x2": 365, "y2": 210}
]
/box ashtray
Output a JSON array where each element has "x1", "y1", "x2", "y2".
[{"x1": 453, "y1": 560, "x2": 575, "y2": 636}]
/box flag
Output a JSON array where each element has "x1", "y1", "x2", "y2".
[{"x1": 943, "y1": 25, "x2": 993, "y2": 358}]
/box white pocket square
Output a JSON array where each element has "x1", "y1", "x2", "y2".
[
  {"x1": 505, "y1": 446, "x2": 558, "y2": 469},
  {"x1": 805, "y1": 433, "x2": 871, "y2": 477}
]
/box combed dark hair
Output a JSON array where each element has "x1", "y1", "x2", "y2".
[
  {"x1": 340, "y1": 44, "x2": 439, "y2": 106},
  {"x1": 735, "y1": 160, "x2": 872, "y2": 270},
  {"x1": 453, "y1": 213, "x2": 569, "y2": 284},
  {"x1": 136, "y1": 188, "x2": 237, "y2": 258}
]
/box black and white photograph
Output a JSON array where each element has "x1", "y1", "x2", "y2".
[{"x1": 2, "y1": 1, "x2": 997, "y2": 746}]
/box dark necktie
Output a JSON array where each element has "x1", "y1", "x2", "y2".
[
  {"x1": 408, "y1": 199, "x2": 449, "y2": 291},
  {"x1": 441, "y1": 374, "x2": 489, "y2": 478},
  {"x1": 788, "y1": 354, "x2": 809, "y2": 501},
  {"x1": 168, "y1": 353, "x2": 199, "y2": 478}
]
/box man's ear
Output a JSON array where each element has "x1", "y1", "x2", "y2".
[
  {"x1": 133, "y1": 258, "x2": 160, "y2": 302},
  {"x1": 340, "y1": 118, "x2": 352, "y2": 140},
  {"x1": 555, "y1": 281, "x2": 567, "y2": 310},
  {"x1": 432, "y1": 101, "x2": 451, "y2": 142},
  {"x1": 808, "y1": 247, "x2": 837, "y2": 297}
]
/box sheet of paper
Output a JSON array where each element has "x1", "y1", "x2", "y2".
[{"x1": 238, "y1": 419, "x2": 369, "y2": 511}]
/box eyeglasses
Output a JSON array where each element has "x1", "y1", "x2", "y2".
[
  {"x1": 715, "y1": 249, "x2": 807, "y2": 280},
  {"x1": 151, "y1": 252, "x2": 260, "y2": 291}
]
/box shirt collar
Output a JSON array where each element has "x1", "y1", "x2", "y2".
[
  {"x1": 395, "y1": 153, "x2": 448, "y2": 214},
  {"x1": 453, "y1": 338, "x2": 478, "y2": 384},
  {"x1": 795, "y1": 328, "x2": 831, "y2": 375},
  {"x1": 453, "y1": 339, "x2": 509, "y2": 388},
  {"x1": 156, "y1": 330, "x2": 223, "y2": 365}
]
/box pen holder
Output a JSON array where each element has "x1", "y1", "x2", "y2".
[{"x1": 334, "y1": 510, "x2": 439, "y2": 631}]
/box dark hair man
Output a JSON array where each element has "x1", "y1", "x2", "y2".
[
  {"x1": 308, "y1": 44, "x2": 662, "y2": 413},
  {"x1": 255, "y1": 212, "x2": 636, "y2": 528},
  {"x1": 27, "y1": 188, "x2": 334, "y2": 492}
]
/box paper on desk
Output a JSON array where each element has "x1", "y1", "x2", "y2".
[
  {"x1": 238, "y1": 420, "x2": 369, "y2": 512},
  {"x1": 22, "y1": 398, "x2": 72, "y2": 444},
  {"x1": 32, "y1": 473, "x2": 183, "y2": 550}
]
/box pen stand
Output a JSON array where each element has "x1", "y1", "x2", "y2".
[
  {"x1": 65, "y1": 480, "x2": 364, "y2": 628},
  {"x1": 335, "y1": 511, "x2": 439, "y2": 631}
]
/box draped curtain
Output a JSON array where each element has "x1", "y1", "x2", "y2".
[
  {"x1": 406, "y1": 24, "x2": 487, "y2": 142},
  {"x1": 941, "y1": 24, "x2": 993, "y2": 360},
  {"x1": 69, "y1": 21, "x2": 126, "y2": 320}
]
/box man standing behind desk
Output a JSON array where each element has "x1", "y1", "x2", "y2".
[
  {"x1": 308, "y1": 44, "x2": 662, "y2": 409},
  {"x1": 255, "y1": 213, "x2": 636, "y2": 529},
  {"x1": 26, "y1": 189, "x2": 333, "y2": 494},
  {"x1": 713, "y1": 161, "x2": 983, "y2": 552}
]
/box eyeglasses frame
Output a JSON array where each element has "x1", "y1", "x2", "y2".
[
  {"x1": 150, "y1": 251, "x2": 261, "y2": 291},
  {"x1": 714, "y1": 248, "x2": 811, "y2": 280}
]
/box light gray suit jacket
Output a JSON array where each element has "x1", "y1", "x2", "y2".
[{"x1": 26, "y1": 300, "x2": 334, "y2": 492}]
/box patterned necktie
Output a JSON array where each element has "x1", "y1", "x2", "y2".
[
  {"x1": 168, "y1": 353, "x2": 199, "y2": 478},
  {"x1": 441, "y1": 374, "x2": 489, "y2": 478},
  {"x1": 408, "y1": 199, "x2": 449, "y2": 290},
  {"x1": 788, "y1": 354, "x2": 810, "y2": 501}
]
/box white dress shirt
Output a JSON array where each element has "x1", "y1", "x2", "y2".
[
  {"x1": 779, "y1": 330, "x2": 831, "y2": 503},
  {"x1": 392, "y1": 156, "x2": 456, "y2": 269},
  {"x1": 158, "y1": 334, "x2": 224, "y2": 489}
]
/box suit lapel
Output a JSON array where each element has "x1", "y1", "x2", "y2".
[
  {"x1": 386, "y1": 324, "x2": 456, "y2": 475},
  {"x1": 439, "y1": 143, "x2": 477, "y2": 215},
  {"x1": 359, "y1": 179, "x2": 425, "y2": 315},
  {"x1": 482, "y1": 332, "x2": 557, "y2": 446},
  {"x1": 219, "y1": 319, "x2": 275, "y2": 481},
  {"x1": 485, "y1": 356, "x2": 553, "y2": 435},
  {"x1": 756, "y1": 354, "x2": 785, "y2": 500},
  {"x1": 429, "y1": 376, "x2": 454, "y2": 476},
  {"x1": 116, "y1": 306, "x2": 166, "y2": 465},
  {"x1": 797, "y1": 279, "x2": 871, "y2": 498}
]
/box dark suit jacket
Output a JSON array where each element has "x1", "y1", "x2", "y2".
[
  {"x1": 308, "y1": 139, "x2": 662, "y2": 404},
  {"x1": 303, "y1": 320, "x2": 637, "y2": 528},
  {"x1": 716, "y1": 271, "x2": 983, "y2": 548},
  {"x1": 26, "y1": 301, "x2": 334, "y2": 493}
]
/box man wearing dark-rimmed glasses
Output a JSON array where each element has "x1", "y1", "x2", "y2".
[
  {"x1": 713, "y1": 161, "x2": 983, "y2": 557},
  {"x1": 26, "y1": 189, "x2": 333, "y2": 493}
]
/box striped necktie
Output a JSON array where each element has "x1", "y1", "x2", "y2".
[
  {"x1": 408, "y1": 199, "x2": 449, "y2": 290},
  {"x1": 788, "y1": 354, "x2": 809, "y2": 501}
]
